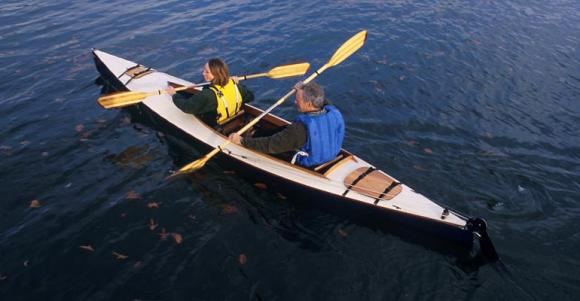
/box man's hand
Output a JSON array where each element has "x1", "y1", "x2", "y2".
[{"x1": 228, "y1": 133, "x2": 243, "y2": 145}]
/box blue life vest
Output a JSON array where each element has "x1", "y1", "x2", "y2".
[{"x1": 295, "y1": 105, "x2": 345, "y2": 167}]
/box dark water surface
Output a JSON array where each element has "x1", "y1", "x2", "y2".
[{"x1": 1, "y1": 0, "x2": 579, "y2": 300}]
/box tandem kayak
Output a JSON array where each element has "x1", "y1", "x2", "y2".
[{"x1": 92, "y1": 49, "x2": 498, "y2": 261}]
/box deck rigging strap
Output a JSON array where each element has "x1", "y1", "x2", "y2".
[
  {"x1": 342, "y1": 166, "x2": 375, "y2": 197},
  {"x1": 119, "y1": 64, "x2": 155, "y2": 85},
  {"x1": 373, "y1": 181, "x2": 401, "y2": 205}
]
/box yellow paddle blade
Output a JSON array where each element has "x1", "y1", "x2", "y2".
[
  {"x1": 327, "y1": 30, "x2": 368, "y2": 67},
  {"x1": 266, "y1": 62, "x2": 310, "y2": 79},
  {"x1": 175, "y1": 156, "x2": 209, "y2": 175},
  {"x1": 97, "y1": 90, "x2": 157, "y2": 109}
]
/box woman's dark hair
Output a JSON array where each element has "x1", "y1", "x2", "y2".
[{"x1": 208, "y1": 58, "x2": 230, "y2": 86}]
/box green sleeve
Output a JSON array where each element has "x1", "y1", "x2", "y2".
[
  {"x1": 242, "y1": 122, "x2": 307, "y2": 154},
  {"x1": 172, "y1": 88, "x2": 217, "y2": 115},
  {"x1": 238, "y1": 84, "x2": 254, "y2": 104}
]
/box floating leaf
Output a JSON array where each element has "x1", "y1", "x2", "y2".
[
  {"x1": 254, "y1": 183, "x2": 267, "y2": 190},
  {"x1": 148, "y1": 219, "x2": 158, "y2": 231},
  {"x1": 238, "y1": 254, "x2": 247, "y2": 265},
  {"x1": 159, "y1": 228, "x2": 169, "y2": 240},
  {"x1": 0, "y1": 274, "x2": 7, "y2": 281},
  {"x1": 406, "y1": 140, "x2": 417, "y2": 146},
  {"x1": 413, "y1": 165, "x2": 425, "y2": 171},
  {"x1": 80, "y1": 245, "x2": 95, "y2": 252},
  {"x1": 29, "y1": 200, "x2": 41, "y2": 208},
  {"x1": 112, "y1": 251, "x2": 128, "y2": 260},
  {"x1": 126, "y1": 190, "x2": 141, "y2": 200},
  {"x1": 133, "y1": 261, "x2": 143, "y2": 269},
  {"x1": 276, "y1": 193, "x2": 287, "y2": 200},
  {"x1": 423, "y1": 148, "x2": 433, "y2": 154},
  {"x1": 147, "y1": 202, "x2": 159, "y2": 209},
  {"x1": 338, "y1": 228, "x2": 348, "y2": 238},
  {"x1": 172, "y1": 233, "x2": 183, "y2": 244},
  {"x1": 220, "y1": 204, "x2": 238, "y2": 215},
  {"x1": 75, "y1": 124, "x2": 85, "y2": 132}
]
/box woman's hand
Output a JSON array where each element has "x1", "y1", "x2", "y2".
[{"x1": 166, "y1": 86, "x2": 176, "y2": 96}]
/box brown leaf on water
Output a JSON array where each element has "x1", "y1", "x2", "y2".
[
  {"x1": 172, "y1": 233, "x2": 183, "y2": 244},
  {"x1": 220, "y1": 204, "x2": 238, "y2": 215},
  {"x1": 254, "y1": 183, "x2": 267, "y2": 190},
  {"x1": 126, "y1": 190, "x2": 142, "y2": 200},
  {"x1": 159, "y1": 228, "x2": 169, "y2": 240},
  {"x1": 223, "y1": 170, "x2": 236, "y2": 175},
  {"x1": 147, "y1": 202, "x2": 159, "y2": 209},
  {"x1": 80, "y1": 245, "x2": 95, "y2": 252},
  {"x1": 238, "y1": 254, "x2": 247, "y2": 265},
  {"x1": 133, "y1": 261, "x2": 143, "y2": 269},
  {"x1": 81, "y1": 131, "x2": 92, "y2": 139},
  {"x1": 423, "y1": 148, "x2": 433, "y2": 154},
  {"x1": 338, "y1": 228, "x2": 348, "y2": 238},
  {"x1": 29, "y1": 200, "x2": 41, "y2": 208},
  {"x1": 112, "y1": 251, "x2": 128, "y2": 260},
  {"x1": 406, "y1": 140, "x2": 417, "y2": 146},
  {"x1": 148, "y1": 219, "x2": 158, "y2": 231},
  {"x1": 75, "y1": 124, "x2": 85, "y2": 133}
]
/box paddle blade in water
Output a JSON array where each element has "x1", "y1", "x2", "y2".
[
  {"x1": 97, "y1": 91, "x2": 155, "y2": 109},
  {"x1": 175, "y1": 157, "x2": 209, "y2": 176},
  {"x1": 327, "y1": 30, "x2": 368, "y2": 67},
  {"x1": 266, "y1": 62, "x2": 310, "y2": 79}
]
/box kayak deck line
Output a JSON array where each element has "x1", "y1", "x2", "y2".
[{"x1": 92, "y1": 48, "x2": 499, "y2": 261}]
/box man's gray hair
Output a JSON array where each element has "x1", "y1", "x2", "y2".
[{"x1": 300, "y1": 82, "x2": 325, "y2": 108}]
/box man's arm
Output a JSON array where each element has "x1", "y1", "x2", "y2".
[{"x1": 237, "y1": 122, "x2": 307, "y2": 154}]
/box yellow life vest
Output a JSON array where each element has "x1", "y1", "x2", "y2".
[{"x1": 209, "y1": 79, "x2": 243, "y2": 125}]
